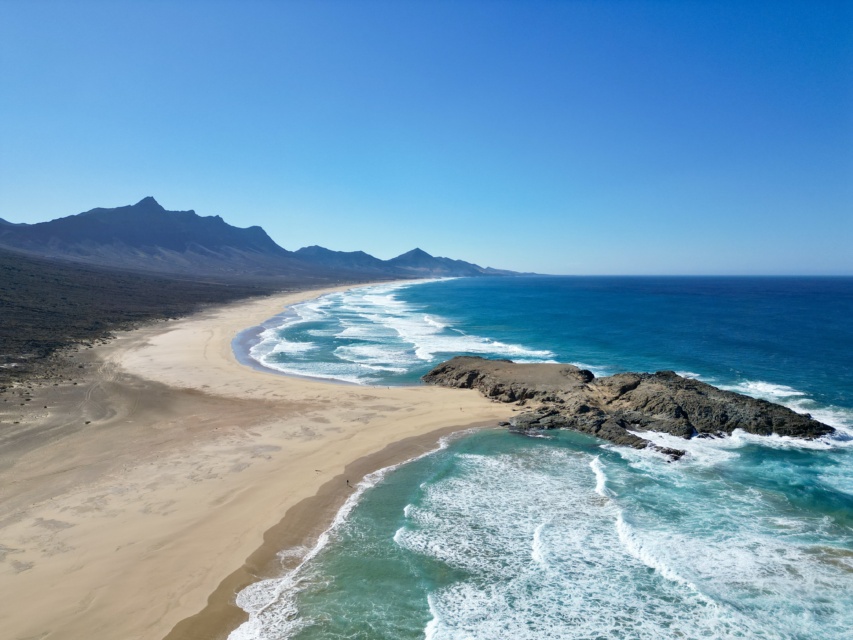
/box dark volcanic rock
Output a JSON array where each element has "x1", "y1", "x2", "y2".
[
  {"x1": 423, "y1": 356, "x2": 834, "y2": 460},
  {"x1": 423, "y1": 358, "x2": 594, "y2": 405}
]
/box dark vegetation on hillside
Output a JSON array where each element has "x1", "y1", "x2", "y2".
[
  {"x1": 0, "y1": 197, "x2": 525, "y2": 388},
  {"x1": 0, "y1": 248, "x2": 322, "y2": 386}
]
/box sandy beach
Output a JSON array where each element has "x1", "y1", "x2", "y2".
[{"x1": 0, "y1": 284, "x2": 514, "y2": 640}]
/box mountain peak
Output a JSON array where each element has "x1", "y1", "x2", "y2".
[
  {"x1": 396, "y1": 248, "x2": 433, "y2": 259},
  {"x1": 133, "y1": 196, "x2": 165, "y2": 210}
]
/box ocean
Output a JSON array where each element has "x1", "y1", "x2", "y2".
[{"x1": 233, "y1": 276, "x2": 853, "y2": 639}]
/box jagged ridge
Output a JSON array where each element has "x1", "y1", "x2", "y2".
[{"x1": 0, "y1": 198, "x2": 523, "y2": 279}]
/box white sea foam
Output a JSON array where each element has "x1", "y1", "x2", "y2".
[
  {"x1": 422, "y1": 593, "x2": 441, "y2": 640},
  {"x1": 629, "y1": 511, "x2": 853, "y2": 635},
  {"x1": 818, "y1": 469, "x2": 853, "y2": 496},
  {"x1": 590, "y1": 455, "x2": 615, "y2": 497},
  {"x1": 530, "y1": 520, "x2": 548, "y2": 564},
  {"x1": 606, "y1": 443, "x2": 853, "y2": 637},
  {"x1": 246, "y1": 280, "x2": 555, "y2": 385},
  {"x1": 728, "y1": 428, "x2": 852, "y2": 451},
  {"x1": 423, "y1": 314, "x2": 447, "y2": 329},
  {"x1": 570, "y1": 361, "x2": 611, "y2": 377},
  {"x1": 614, "y1": 510, "x2": 710, "y2": 600},
  {"x1": 332, "y1": 343, "x2": 411, "y2": 373},
  {"x1": 395, "y1": 447, "x2": 787, "y2": 639},
  {"x1": 250, "y1": 360, "x2": 369, "y2": 385},
  {"x1": 675, "y1": 370, "x2": 702, "y2": 379},
  {"x1": 621, "y1": 431, "x2": 740, "y2": 468},
  {"x1": 276, "y1": 545, "x2": 310, "y2": 560},
  {"x1": 269, "y1": 340, "x2": 316, "y2": 355},
  {"x1": 622, "y1": 425, "x2": 847, "y2": 474},
  {"x1": 335, "y1": 324, "x2": 392, "y2": 340},
  {"x1": 228, "y1": 433, "x2": 457, "y2": 640},
  {"x1": 723, "y1": 379, "x2": 807, "y2": 400},
  {"x1": 808, "y1": 407, "x2": 853, "y2": 432},
  {"x1": 392, "y1": 526, "x2": 405, "y2": 547},
  {"x1": 771, "y1": 397, "x2": 853, "y2": 442},
  {"x1": 305, "y1": 328, "x2": 337, "y2": 337}
]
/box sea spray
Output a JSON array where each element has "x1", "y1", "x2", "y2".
[{"x1": 530, "y1": 520, "x2": 549, "y2": 564}]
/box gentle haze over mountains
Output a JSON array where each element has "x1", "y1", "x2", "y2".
[{"x1": 1, "y1": 1, "x2": 850, "y2": 275}]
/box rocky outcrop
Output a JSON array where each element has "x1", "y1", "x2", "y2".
[{"x1": 423, "y1": 357, "x2": 835, "y2": 460}]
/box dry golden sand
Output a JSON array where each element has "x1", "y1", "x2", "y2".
[{"x1": 0, "y1": 285, "x2": 514, "y2": 640}]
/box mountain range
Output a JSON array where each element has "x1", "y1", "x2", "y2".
[{"x1": 0, "y1": 197, "x2": 520, "y2": 280}]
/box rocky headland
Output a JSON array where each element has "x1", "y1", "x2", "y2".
[{"x1": 423, "y1": 356, "x2": 835, "y2": 460}]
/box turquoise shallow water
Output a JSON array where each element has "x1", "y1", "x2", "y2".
[{"x1": 234, "y1": 277, "x2": 853, "y2": 640}]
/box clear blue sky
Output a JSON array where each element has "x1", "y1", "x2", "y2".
[{"x1": 1, "y1": 0, "x2": 851, "y2": 274}]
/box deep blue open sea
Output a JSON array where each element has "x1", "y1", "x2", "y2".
[{"x1": 233, "y1": 277, "x2": 853, "y2": 640}]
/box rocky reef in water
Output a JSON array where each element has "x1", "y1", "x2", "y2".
[{"x1": 423, "y1": 356, "x2": 835, "y2": 460}]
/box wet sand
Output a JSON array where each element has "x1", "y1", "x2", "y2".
[{"x1": 0, "y1": 285, "x2": 514, "y2": 640}]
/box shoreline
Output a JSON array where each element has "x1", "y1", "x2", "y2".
[
  {"x1": 165, "y1": 422, "x2": 494, "y2": 640},
  {"x1": 0, "y1": 282, "x2": 514, "y2": 640},
  {"x1": 230, "y1": 278, "x2": 424, "y2": 386}
]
